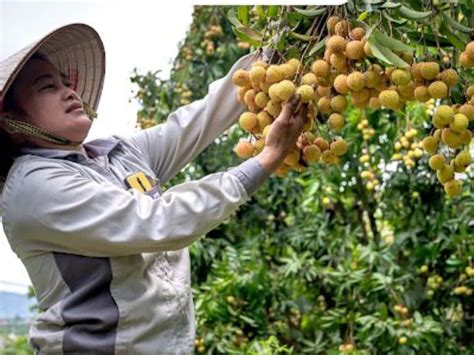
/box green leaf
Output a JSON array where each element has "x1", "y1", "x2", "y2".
[
  {"x1": 440, "y1": 21, "x2": 466, "y2": 49},
  {"x1": 358, "y1": 11, "x2": 368, "y2": 21},
  {"x1": 406, "y1": 31, "x2": 453, "y2": 47},
  {"x1": 382, "y1": 11, "x2": 408, "y2": 25},
  {"x1": 289, "y1": 32, "x2": 315, "y2": 41},
  {"x1": 368, "y1": 37, "x2": 410, "y2": 68},
  {"x1": 372, "y1": 29, "x2": 414, "y2": 52},
  {"x1": 268, "y1": 5, "x2": 279, "y2": 18},
  {"x1": 237, "y1": 6, "x2": 250, "y2": 26},
  {"x1": 232, "y1": 27, "x2": 261, "y2": 47},
  {"x1": 309, "y1": 36, "x2": 327, "y2": 56},
  {"x1": 396, "y1": 5, "x2": 432, "y2": 20},
  {"x1": 293, "y1": 6, "x2": 326, "y2": 17},
  {"x1": 379, "y1": 303, "x2": 388, "y2": 320},
  {"x1": 227, "y1": 9, "x2": 244, "y2": 28},
  {"x1": 441, "y1": 12, "x2": 473, "y2": 34},
  {"x1": 380, "y1": 1, "x2": 402, "y2": 9}
]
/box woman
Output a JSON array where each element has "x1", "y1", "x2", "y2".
[{"x1": 0, "y1": 23, "x2": 305, "y2": 354}]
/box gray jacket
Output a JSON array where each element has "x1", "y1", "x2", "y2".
[{"x1": 1, "y1": 53, "x2": 268, "y2": 354}]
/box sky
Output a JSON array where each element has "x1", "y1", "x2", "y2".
[{"x1": 0, "y1": 0, "x2": 194, "y2": 293}]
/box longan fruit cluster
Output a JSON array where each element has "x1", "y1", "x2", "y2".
[
  {"x1": 232, "y1": 57, "x2": 349, "y2": 176},
  {"x1": 391, "y1": 128, "x2": 423, "y2": 169},
  {"x1": 421, "y1": 87, "x2": 473, "y2": 197},
  {"x1": 460, "y1": 41, "x2": 474, "y2": 68}
]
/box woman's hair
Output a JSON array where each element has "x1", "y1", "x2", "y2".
[{"x1": 0, "y1": 52, "x2": 49, "y2": 180}]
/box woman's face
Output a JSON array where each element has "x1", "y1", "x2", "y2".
[{"x1": 8, "y1": 57, "x2": 92, "y2": 147}]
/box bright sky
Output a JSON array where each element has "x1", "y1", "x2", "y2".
[{"x1": 0, "y1": 0, "x2": 194, "y2": 293}]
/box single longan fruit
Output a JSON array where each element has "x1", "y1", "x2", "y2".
[
  {"x1": 232, "y1": 69, "x2": 251, "y2": 87},
  {"x1": 428, "y1": 81, "x2": 448, "y2": 99},
  {"x1": 234, "y1": 140, "x2": 255, "y2": 158},
  {"x1": 379, "y1": 90, "x2": 400, "y2": 110},
  {"x1": 249, "y1": 66, "x2": 266, "y2": 83},
  {"x1": 311, "y1": 59, "x2": 330, "y2": 77},
  {"x1": 297, "y1": 85, "x2": 315, "y2": 103},
  {"x1": 326, "y1": 35, "x2": 347, "y2": 53},
  {"x1": 347, "y1": 71, "x2": 366, "y2": 91},
  {"x1": 327, "y1": 113, "x2": 345, "y2": 132},
  {"x1": 444, "y1": 179, "x2": 462, "y2": 197},
  {"x1": 345, "y1": 40, "x2": 365, "y2": 61},
  {"x1": 239, "y1": 112, "x2": 257, "y2": 132},
  {"x1": 420, "y1": 62, "x2": 440, "y2": 80}
]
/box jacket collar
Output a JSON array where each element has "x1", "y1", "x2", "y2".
[{"x1": 18, "y1": 136, "x2": 122, "y2": 161}]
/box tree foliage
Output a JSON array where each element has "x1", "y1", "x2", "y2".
[{"x1": 131, "y1": 3, "x2": 473, "y2": 354}]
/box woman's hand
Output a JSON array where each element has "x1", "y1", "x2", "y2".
[{"x1": 256, "y1": 94, "x2": 307, "y2": 173}]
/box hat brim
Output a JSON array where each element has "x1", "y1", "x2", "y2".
[{"x1": 0, "y1": 23, "x2": 105, "y2": 112}]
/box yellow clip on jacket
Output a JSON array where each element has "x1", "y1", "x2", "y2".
[{"x1": 1, "y1": 52, "x2": 269, "y2": 354}]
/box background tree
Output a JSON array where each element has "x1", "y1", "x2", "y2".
[{"x1": 131, "y1": 3, "x2": 473, "y2": 353}]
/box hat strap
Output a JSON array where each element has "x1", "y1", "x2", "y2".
[{"x1": 2, "y1": 117, "x2": 82, "y2": 147}]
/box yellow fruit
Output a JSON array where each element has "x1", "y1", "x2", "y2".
[
  {"x1": 252, "y1": 60, "x2": 268, "y2": 69},
  {"x1": 422, "y1": 136, "x2": 438, "y2": 155},
  {"x1": 257, "y1": 111, "x2": 273, "y2": 129},
  {"x1": 268, "y1": 84, "x2": 282, "y2": 103},
  {"x1": 234, "y1": 140, "x2": 255, "y2": 158},
  {"x1": 287, "y1": 58, "x2": 302, "y2": 73},
  {"x1": 399, "y1": 337, "x2": 408, "y2": 345},
  {"x1": 437, "y1": 164, "x2": 454, "y2": 183},
  {"x1": 254, "y1": 138, "x2": 265, "y2": 153},
  {"x1": 279, "y1": 63, "x2": 296, "y2": 78},
  {"x1": 317, "y1": 97, "x2": 332, "y2": 114},
  {"x1": 347, "y1": 71, "x2": 366, "y2": 91},
  {"x1": 391, "y1": 69, "x2": 411, "y2": 85},
  {"x1": 255, "y1": 92, "x2": 270, "y2": 109},
  {"x1": 284, "y1": 149, "x2": 300, "y2": 166},
  {"x1": 333, "y1": 74, "x2": 350, "y2": 94},
  {"x1": 352, "y1": 88, "x2": 370, "y2": 103},
  {"x1": 458, "y1": 104, "x2": 474, "y2": 121},
  {"x1": 311, "y1": 59, "x2": 330, "y2": 77},
  {"x1": 363, "y1": 42, "x2": 373, "y2": 57},
  {"x1": 266, "y1": 101, "x2": 282, "y2": 117},
  {"x1": 420, "y1": 62, "x2": 440, "y2": 80},
  {"x1": 460, "y1": 51, "x2": 474, "y2": 68},
  {"x1": 232, "y1": 69, "x2": 251, "y2": 87},
  {"x1": 439, "y1": 69, "x2": 458, "y2": 87},
  {"x1": 379, "y1": 90, "x2": 400, "y2": 109},
  {"x1": 330, "y1": 138, "x2": 348, "y2": 156},
  {"x1": 414, "y1": 86, "x2": 430, "y2": 102},
  {"x1": 275, "y1": 164, "x2": 289, "y2": 177},
  {"x1": 237, "y1": 86, "x2": 248, "y2": 103},
  {"x1": 429, "y1": 154, "x2": 445, "y2": 170},
  {"x1": 401, "y1": 52, "x2": 414, "y2": 65},
  {"x1": 345, "y1": 40, "x2": 365, "y2": 60},
  {"x1": 314, "y1": 137, "x2": 329, "y2": 151},
  {"x1": 266, "y1": 65, "x2": 284, "y2": 84},
  {"x1": 317, "y1": 86, "x2": 332, "y2": 97},
  {"x1": 329, "y1": 52, "x2": 347, "y2": 72},
  {"x1": 466, "y1": 41, "x2": 474, "y2": 58},
  {"x1": 455, "y1": 151, "x2": 471, "y2": 167},
  {"x1": 326, "y1": 35, "x2": 347, "y2": 53},
  {"x1": 459, "y1": 129, "x2": 472, "y2": 145},
  {"x1": 297, "y1": 85, "x2": 315, "y2": 103},
  {"x1": 428, "y1": 81, "x2": 448, "y2": 99},
  {"x1": 451, "y1": 113, "x2": 469, "y2": 132},
  {"x1": 243, "y1": 89, "x2": 257, "y2": 110},
  {"x1": 365, "y1": 70, "x2": 381, "y2": 88},
  {"x1": 335, "y1": 20, "x2": 349, "y2": 37},
  {"x1": 326, "y1": 16, "x2": 340, "y2": 35},
  {"x1": 369, "y1": 97, "x2": 381, "y2": 109},
  {"x1": 444, "y1": 179, "x2": 462, "y2": 197},
  {"x1": 434, "y1": 105, "x2": 454, "y2": 126},
  {"x1": 303, "y1": 145, "x2": 321, "y2": 162},
  {"x1": 328, "y1": 113, "x2": 345, "y2": 132},
  {"x1": 276, "y1": 80, "x2": 296, "y2": 101},
  {"x1": 330, "y1": 95, "x2": 348, "y2": 112},
  {"x1": 350, "y1": 27, "x2": 365, "y2": 40},
  {"x1": 441, "y1": 128, "x2": 461, "y2": 148},
  {"x1": 249, "y1": 66, "x2": 266, "y2": 83},
  {"x1": 302, "y1": 73, "x2": 317, "y2": 85},
  {"x1": 239, "y1": 112, "x2": 257, "y2": 132},
  {"x1": 321, "y1": 149, "x2": 337, "y2": 164},
  {"x1": 466, "y1": 85, "x2": 474, "y2": 98},
  {"x1": 398, "y1": 82, "x2": 415, "y2": 100}
]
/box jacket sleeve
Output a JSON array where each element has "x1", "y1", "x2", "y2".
[
  {"x1": 128, "y1": 51, "x2": 260, "y2": 183},
  {"x1": 2, "y1": 159, "x2": 256, "y2": 258}
]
